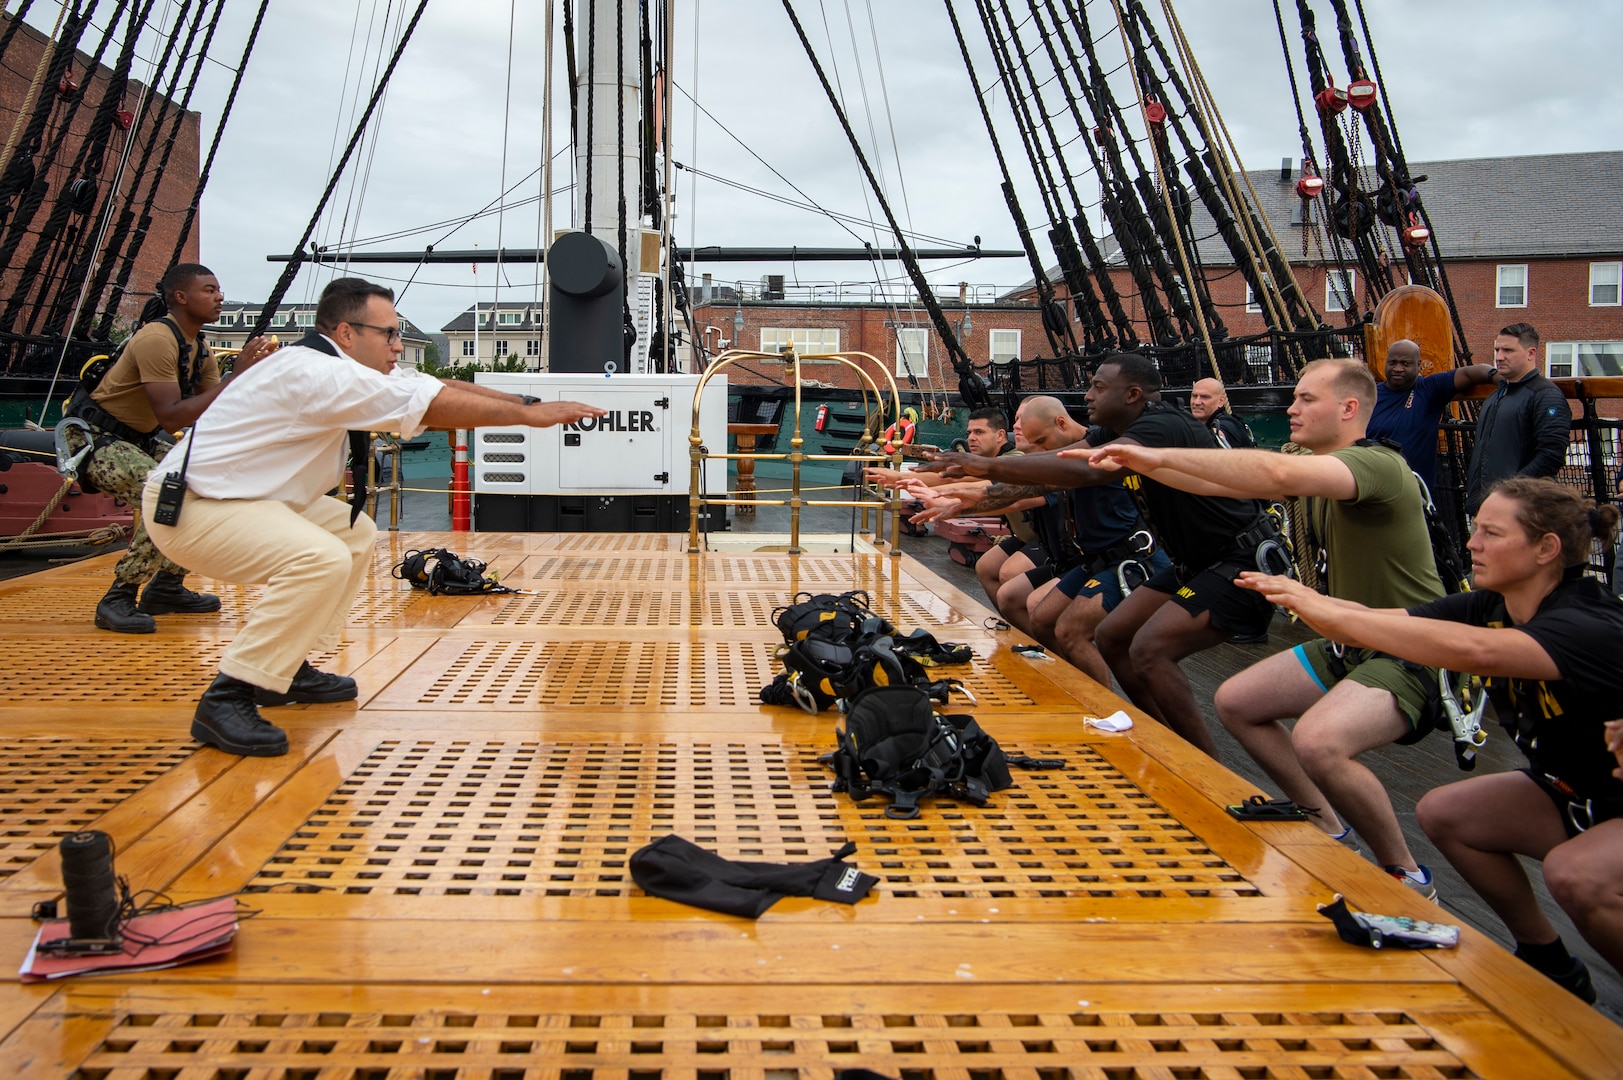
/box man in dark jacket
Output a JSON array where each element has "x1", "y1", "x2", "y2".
[{"x1": 1464, "y1": 323, "x2": 1570, "y2": 514}]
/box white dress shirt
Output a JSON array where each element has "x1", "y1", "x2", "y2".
[{"x1": 153, "y1": 336, "x2": 442, "y2": 508}]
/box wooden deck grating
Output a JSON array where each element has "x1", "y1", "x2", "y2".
[{"x1": 0, "y1": 531, "x2": 1616, "y2": 1079}]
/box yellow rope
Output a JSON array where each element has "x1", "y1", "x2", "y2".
[{"x1": 0, "y1": 2, "x2": 69, "y2": 189}]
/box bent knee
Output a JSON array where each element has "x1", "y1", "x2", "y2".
[
  {"x1": 1542, "y1": 844, "x2": 1607, "y2": 915},
  {"x1": 1415, "y1": 786, "x2": 1469, "y2": 844}
]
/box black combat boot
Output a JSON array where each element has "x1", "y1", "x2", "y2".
[
  {"x1": 193, "y1": 673, "x2": 289, "y2": 756},
  {"x1": 94, "y1": 581, "x2": 157, "y2": 634},
  {"x1": 138, "y1": 570, "x2": 222, "y2": 614},
  {"x1": 254, "y1": 661, "x2": 359, "y2": 706}
]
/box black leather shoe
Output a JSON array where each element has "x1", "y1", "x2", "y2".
[
  {"x1": 193, "y1": 674, "x2": 289, "y2": 757},
  {"x1": 95, "y1": 582, "x2": 156, "y2": 634},
  {"x1": 254, "y1": 661, "x2": 358, "y2": 706},
  {"x1": 139, "y1": 570, "x2": 222, "y2": 614}
]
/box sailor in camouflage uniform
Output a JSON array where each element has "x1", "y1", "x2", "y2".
[{"x1": 64, "y1": 264, "x2": 277, "y2": 632}]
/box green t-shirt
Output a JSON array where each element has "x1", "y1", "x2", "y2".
[{"x1": 1311, "y1": 443, "x2": 1444, "y2": 609}]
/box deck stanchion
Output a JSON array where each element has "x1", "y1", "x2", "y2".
[{"x1": 451, "y1": 429, "x2": 471, "y2": 532}]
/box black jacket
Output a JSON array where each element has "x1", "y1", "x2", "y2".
[{"x1": 1465, "y1": 369, "x2": 1570, "y2": 513}]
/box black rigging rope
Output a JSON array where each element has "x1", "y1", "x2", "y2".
[
  {"x1": 779, "y1": 0, "x2": 986, "y2": 407},
  {"x1": 74, "y1": 0, "x2": 225, "y2": 339},
  {"x1": 0, "y1": 0, "x2": 121, "y2": 333},
  {"x1": 941, "y1": 0, "x2": 1082, "y2": 359},
  {"x1": 252, "y1": 0, "x2": 431, "y2": 336},
  {"x1": 156, "y1": 0, "x2": 270, "y2": 308}
]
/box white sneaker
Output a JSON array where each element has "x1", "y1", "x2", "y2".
[{"x1": 1385, "y1": 863, "x2": 1439, "y2": 903}]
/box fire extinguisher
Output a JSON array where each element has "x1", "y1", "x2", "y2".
[{"x1": 814, "y1": 404, "x2": 829, "y2": 432}]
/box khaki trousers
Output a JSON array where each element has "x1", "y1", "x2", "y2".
[{"x1": 142, "y1": 482, "x2": 375, "y2": 692}]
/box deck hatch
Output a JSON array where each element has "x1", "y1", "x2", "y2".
[
  {"x1": 374, "y1": 640, "x2": 1033, "y2": 710},
  {"x1": 0, "y1": 738, "x2": 194, "y2": 879},
  {"x1": 243, "y1": 739, "x2": 1257, "y2": 899},
  {"x1": 68, "y1": 1004, "x2": 1476, "y2": 1078}
]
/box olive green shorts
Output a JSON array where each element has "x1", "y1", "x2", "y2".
[{"x1": 1293, "y1": 638, "x2": 1436, "y2": 732}]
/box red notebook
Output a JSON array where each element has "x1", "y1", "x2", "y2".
[{"x1": 19, "y1": 896, "x2": 238, "y2": 982}]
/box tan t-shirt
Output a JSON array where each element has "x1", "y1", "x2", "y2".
[{"x1": 90, "y1": 320, "x2": 219, "y2": 434}]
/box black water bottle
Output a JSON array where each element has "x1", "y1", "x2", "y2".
[{"x1": 59, "y1": 830, "x2": 120, "y2": 941}]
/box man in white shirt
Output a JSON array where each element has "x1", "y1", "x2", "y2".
[{"x1": 144, "y1": 277, "x2": 605, "y2": 757}]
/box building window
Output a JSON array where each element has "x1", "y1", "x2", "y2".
[
  {"x1": 1325, "y1": 270, "x2": 1356, "y2": 313},
  {"x1": 760, "y1": 327, "x2": 840, "y2": 354},
  {"x1": 1547, "y1": 341, "x2": 1623, "y2": 379},
  {"x1": 241, "y1": 310, "x2": 259, "y2": 325},
  {"x1": 1244, "y1": 274, "x2": 1271, "y2": 314},
  {"x1": 895, "y1": 327, "x2": 929, "y2": 379},
  {"x1": 497, "y1": 310, "x2": 524, "y2": 325},
  {"x1": 1590, "y1": 262, "x2": 1621, "y2": 307},
  {"x1": 462, "y1": 339, "x2": 475, "y2": 357},
  {"x1": 1496, "y1": 264, "x2": 1527, "y2": 307},
  {"x1": 494, "y1": 340, "x2": 509, "y2": 357},
  {"x1": 293, "y1": 311, "x2": 315, "y2": 327},
  {"x1": 989, "y1": 329, "x2": 1021, "y2": 365},
  {"x1": 525, "y1": 338, "x2": 541, "y2": 357}
]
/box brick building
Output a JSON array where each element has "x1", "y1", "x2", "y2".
[
  {"x1": 1005, "y1": 150, "x2": 1623, "y2": 383},
  {"x1": 688, "y1": 283, "x2": 1048, "y2": 393},
  {"x1": 0, "y1": 13, "x2": 201, "y2": 338}
]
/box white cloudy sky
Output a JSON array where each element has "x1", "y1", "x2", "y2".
[{"x1": 30, "y1": 0, "x2": 1623, "y2": 334}]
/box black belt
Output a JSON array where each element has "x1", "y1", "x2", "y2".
[
  {"x1": 67, "y1": 395, "x2": 163, "y2": 456},
  {"x1": 1082, "y1": 536, "x2": 1152, "y2": 576}
]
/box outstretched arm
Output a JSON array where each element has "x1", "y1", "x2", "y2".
[
  {"x1": 919, "y1": 444, "x2": 1113, "y2": 489},
  {"x1": 1084, "y1": 443, "x2": 1356, "y2": 501},
  {"x1": 1237, "y1": 572, "x2": 1561, "y2": 680},
  {"x1": 1452, "y1": 364, "x2": 1497, "y2": 393},
  {"x1": 423, "y1": 392, "x2": 605, "y2": 430}
]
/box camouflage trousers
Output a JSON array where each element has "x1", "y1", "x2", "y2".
[{"x1": 65, "y1": 427, "x2": 188, "y2": 585}]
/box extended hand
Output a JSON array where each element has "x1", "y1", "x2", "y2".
[
  {"x1": 529, "y1": 401, "x2": 607, "y2": 427},
  {"x1": 1606, "y1": 719, "x2": 1623, "y2": 781},
  {"x1": 909, "y1": 493, "x2": 972, "y2": 524},
  {"x1": 863, "y1": 466, "x2": 908, "y2": 489},
  {"x1": 1077, "y1": 442, "x2": 1158, "y2": 473},
  {"x1": 235, "y1": 335, "x2": 279, "y2": 372},
  {"x1": 918, "y1": 448, "x2": 992, "y2": 478}
]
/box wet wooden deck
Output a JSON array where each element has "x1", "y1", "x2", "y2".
[{"x1": 0, "y1": 531, "x2": 1619, "y2": 1078}]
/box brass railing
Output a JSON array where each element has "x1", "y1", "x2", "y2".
[{"x1": 687, "y1": 348, "x2": 908, "y2": 554}]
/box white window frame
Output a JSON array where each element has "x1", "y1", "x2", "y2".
[
  {"x1": 1589, "y1": 262, "x2": 1621, "y2": 307},
  {"x1": 1325, "y1": 269, "x2": 1356, "y2": 313},
  {"x1": 241, "y1": 310, "x2": 259, "y2": 325},
  {"x1": 1496, "y1": 264, "x2": 1528, "y2": 308},
  {"x1": 494, "y1": 339, "x2": 509, "y2": 358},
  {"x1": 894, "y1": 327, "x2": 930, "y2": 379},
  {"x1": 525, "y1": 338, "x2": 541, "y2": 357},
  {"x1": 759, "y1": 327, "x2": 840, "y2": 355},
  {"x1": 294, "y1": 312, "x2": 315, "y2": 327},
  {"x1": 1547, "y1": 341, "x2": 1623, "y2": 379},
  {"x1": 496, "y1": 310, "x2": 524, "y2": 325},
  {"x1": 1244, "y1": 273, "x2": 1272, "y2": 314},
  {"x1": 461, "y1": 339, "x2": 475, "y2": 357},
  {"x1": 988, "y1": 329, "x2": 1021, "y2": 365}
]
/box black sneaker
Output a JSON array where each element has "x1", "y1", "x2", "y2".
[
  {"x1": 1545, "y1": 955, "x2": 1598, "y2": 1005},
  {"x1": 193, "y1": 674, "x2": 289, "y2": 757},
  {"x1": 254, "y1": 661, "x2": 358, "y2": 707}
]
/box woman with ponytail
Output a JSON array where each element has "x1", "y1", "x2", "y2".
[{"x1": 1242, "y1": 477, "x2": 1622, "y2": 1005}]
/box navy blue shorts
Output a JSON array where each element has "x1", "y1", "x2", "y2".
[{"x1": 1056, "y1": 549, "x2": 1173, "y2": 612}]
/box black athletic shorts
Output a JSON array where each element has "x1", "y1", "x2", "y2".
[
  {"x1": 1142, "y1": 560, "x2": 1273, "y2": 637},
  {"x1": 1023, "y1": 563, "x2": 1057, "y2": 589},
  {"x1": 996, "y1": 534, "x2": 1025, "y2": 556},
  {"x1": 1522, "y1": 769, "x2": 1623, "y2": 838}
]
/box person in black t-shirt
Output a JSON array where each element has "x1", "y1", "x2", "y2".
[
  {"x1": 1240, "y1": 477, "x2": 1622, "y2": 1004},
  {"x1": 913, "y1": 354, "x2": 1271, "y2": 759}
]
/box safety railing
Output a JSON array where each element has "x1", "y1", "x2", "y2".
[{"x1": 687, "y1": 348, "x2": 908, "y2": 555}]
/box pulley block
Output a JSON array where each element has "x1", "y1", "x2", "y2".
[{"x1": 1347, "y1": 79, "x2": 1378, "y2": 110}]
